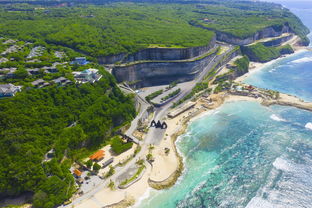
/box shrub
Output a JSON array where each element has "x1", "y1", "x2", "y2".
[
  {"x1": 93, "y1": 163, "x2": 101, "y2": 172},
  {"x1": 111, "y1": 136, "x2": 133, "y2": 155},
  {"x1": 85, "y1": 160, "x2": 93, "y2": 169}
]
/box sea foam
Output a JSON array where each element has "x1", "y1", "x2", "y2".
[
  {"x1": 291, "y1": 57, "x2": 312, "y2": 64},
  {"x1": 270, "y1": 114, "x2": 286, "y2": 122},
  {"x1": 305, "y1": 122, "x2": 312, "y2": 130},
  {"x1": 273, "y1": 157, "x2": 292, "y2": 172}
]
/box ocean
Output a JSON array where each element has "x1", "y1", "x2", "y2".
[{"x1": 137, "y1": 1, "x2": 312, "y2": 207}]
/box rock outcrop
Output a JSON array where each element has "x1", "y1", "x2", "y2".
[
  {"x1": 215, "y1": 24, "x2": 292, "y2": 45},
  {"x1": 99, "y1": 36, "x2": 216, "y2": 64},
  {"x1": 112, "y1": 47, "x2": 241, "y2": 88},
  {"x1": 112, "y1": 50, "x2": 218, "y2": 88},
  {"x1": 262, "y1": 34, "x2": 293, "y2": 47}
]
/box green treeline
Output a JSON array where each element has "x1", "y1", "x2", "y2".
[
  {"x1": 234, "y1": 56, "x2": 250, "y2": 76},
  {"x1": 0, "y1": 4, "x2": 214, "y2": 57},
  {"x1": 0, "y1": 1, "x2": 309, "y2": 58},
  {"x1": 0, "y1": 71, "x2": 135, "y2": 208},
  {"x1": 241, "y1": 43, "x2": 294, "y2": 62},
  {"x1": 213, "y1": 56, "x2": 250, "y2": 84}
]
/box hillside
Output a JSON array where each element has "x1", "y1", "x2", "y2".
[
  {"x1": 0, "y1": 1, "x2": 309, "y2": 59},
  {"x1": 0, "y1": 1, "x2": 310, "y2": 207},
  {"x1": 0, "y1": 71, "x2": 136, "y2": 207}
]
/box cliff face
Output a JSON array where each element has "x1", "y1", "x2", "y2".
[
  {"x1": 112, "y1": 50, "x2": 218, "y2": 88},
  {"x1": 215, "y1": 24, "x2": 291, "y2": 45},
  {"x1": 112, "y1": 47, "x2": 241, "y2": 88},
  {"x1": 262, "y1": 34, "x2": 293, "y2": 47},
  {"x1": 98, "y1": 35, "x2": 216, "y2": 64}
]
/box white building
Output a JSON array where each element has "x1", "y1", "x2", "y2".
[
  {"x1": 0, "y1": 83, "x2": 22, "y2": 97},
  {"x1": 72, "y1": 69, "x2": 102, "y2": 84}
]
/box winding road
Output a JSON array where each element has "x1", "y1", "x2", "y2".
[{"x1": 60, "y1": 44, "x2": 235, "y2": 208}]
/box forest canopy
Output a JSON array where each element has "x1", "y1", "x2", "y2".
[
  {"x1": 0, "y1": 71, "x2": 136, "y2": 207},
  {"x1": 0, "y1": 1, "x2": 308, "y2": 57}
]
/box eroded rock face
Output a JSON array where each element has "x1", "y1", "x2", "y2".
[
  {"x1": 98, "y1": 36, "x2": 216, "y2": 64},
  {"x1": 112, "y1": 48, "x2": 240, "y2": 88},
  {"x1": 262, "y1": 34, "x2": 293, "y2": 47},
  {"x1": 216, "y1": 24, "x2": 291, "y2": 45},
  {"x1": 124, "y1": 36, "x2": 216, "y2": 63},
  {"x1": 112, "y1": 51, "x2": 217, "y2": 87}
]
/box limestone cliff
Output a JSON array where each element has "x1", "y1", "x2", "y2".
[
  {"x1": 98, "y1": 36, "x2": 216, "y2": 64},
  {"x1": 112, "y1": 50, "x2": 218, "y2": 88},
  {"x1": 215, "y1": 24, "x2": 292, "y2": 45}
]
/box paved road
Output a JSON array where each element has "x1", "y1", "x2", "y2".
[{"x1": 61, "y1": 45, "x2": 235, "y2": 208}]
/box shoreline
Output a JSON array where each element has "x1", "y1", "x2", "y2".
[
  {"x1": 70, "y1": 39, "x2": 312, "y2": 208},
  {"x1": 132, "y1": 42, "x2": 312, "y2": 207},
  {"x1": 235, "y1": 47, "x2": 309, "y2": 83}
]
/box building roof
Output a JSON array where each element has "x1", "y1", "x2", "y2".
[
  {"x1": 32, "y1": 79, "x2": 45, "y2": 86},
  {"x1": 0, "y1": 83, "x2": 21, "y2": 95},
  {"x1": 75, "y1": 57, "x2": 86, "y2": 60},
  {"x1": 74, "y1": 169, "x2": 82, "y2": 177},
  {"x1": 89, "y1": 150, "x2": 105, "y2": 160},
  {"x1": 53, "y1": 77, "x2": 67, "y2": 83}
]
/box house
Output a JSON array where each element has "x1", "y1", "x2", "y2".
[
  {"x1": 89, "y1": 150, "x2": 105, "y2": 161},
  {"x1": 53, "y1": 77, "x2": 67, "y2": 85},
  {"x1": 72, "y1": 69, "x2": 102, "y2": 84},
  {"x1": 31, "y1": 79, "x2": 45, "y2": 87},
  {"x1": 74, "y1": 169, "x2": 82, "y2": 178},
  {"x1": 42, "y1": 66, "x2": 58, "y2": 73},
  {"x1": 27, "y1": 46, "x2": 45, "y2": 59},
  {"x1": 0, "y1": 83, "x2": 22, "y2": 97},
  {"x1": 27, "y1": 68, "x2": 41, "y2": 75},
  {"x1": 71, "y1": 57, "x2": 89, "y2": 65},
  {"x1": 0, "y1": 68, "x2": 17, "y2": 78},
  {"x1": 0, "y1": 57, "x2": 8, "y2": 64},
  {"x1": 52, "y1": 77, "x2": 72, "y2": 86}
]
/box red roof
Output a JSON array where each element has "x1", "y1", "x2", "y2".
[
  {"x1": 89, "y1": 150, "x2": 105, "y2": 160},
  {"x1": 74, "y1": 169, "x2": 82, "y2": 177}
]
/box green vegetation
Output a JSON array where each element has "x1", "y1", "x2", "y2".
[
  {"x1": 172, "y1": 82, "x2": 210, "y2": 108},
  {"x1": 145, "y1": 89, "x2": 163, "y2": 102},
  {"x1": 166, "y1": 81, "x2": 177, "y2": 90},
  {"x1": 161, "y1": 88, "x2": 181, "y2": 101},
  {"x1": 104, "y1": 165, "x2": 115, "y2": 178},
  {"x1": 0, "y1": 1, "x2": 308, "y2": 60},
  {"x1": 0, "y1": 4, "x2": 214, "y2": 57},
  {"x1": 241, "y1": 43, "x2": 294, "y2": 62},
  {"x1": 86, "y1": 159, "x2": 93, "y2": 169},
  {"x1": 108, "y1": 180, "x2": 115, "y2": 190},
  {"x1": 191, "y1": 1, "x2": 309, "y2": 40},
  {"x1": 92, "y1": 163, "x2": 101, "y2": 172},
  {"x1": 234, "y1": 56, "x2": 250, "y2": 75},
  {"x1": 111, "y1": 136, "x2": 133, "y2": 155},
  {"x1": 119, "y1": 165, "x2": 145, "y2": 187},
  {"x1": 214, "y1": 81, "x2": 232, "y2": 93},
  {"x1": 0, "y1": 73, "x2": 135, "y2": 208},
  {"x1": 214, "y1": 56, "x2": 250, "y2": 84}
]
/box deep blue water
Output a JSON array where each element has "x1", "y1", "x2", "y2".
[{"x1": 137, "y1": 1, "x2": 312, "y2": 207}]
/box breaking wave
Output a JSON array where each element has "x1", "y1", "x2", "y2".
[{"x1": 270, "y1": 114, "x2": 286, "y2": 122}]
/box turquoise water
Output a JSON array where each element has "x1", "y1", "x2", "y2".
[
  {"x1": 244, "y1": 1, "x2": 312, "y2": 101},
  {"x1": 138, "y1": 102, "x2": 312, "y2": 208},
  {"x1": 244, "y1": 51, "x2": 312, "y2": 102},
  {"x1": 137, "y1": 1, "x2": 312, "y2": 207}
]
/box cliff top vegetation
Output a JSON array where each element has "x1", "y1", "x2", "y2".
[{"x1": 0, "y1": 1, "x2": 309, "y2": 57}]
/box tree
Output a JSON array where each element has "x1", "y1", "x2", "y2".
[
  {"x1": 86, "y1": 160, "x2": 93, "y2": 169},
  {"x1": 93, "y1": 163, "x2": 101, "y2": 172},
  {"x1": 14, "y1": 68, "x2": 28, "y2": 79}
]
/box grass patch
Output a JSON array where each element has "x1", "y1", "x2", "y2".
[{"x1": 111, "y1": 136, "x2": 133, "y2": 155}]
